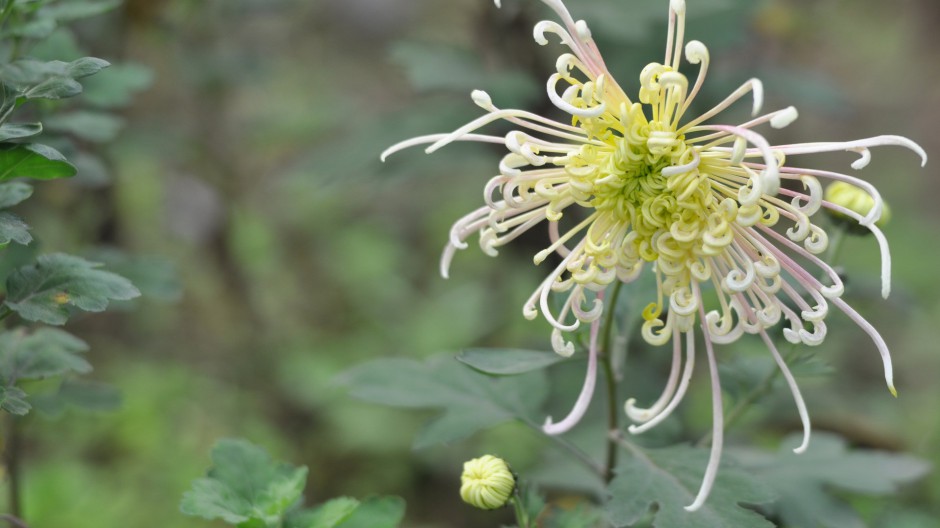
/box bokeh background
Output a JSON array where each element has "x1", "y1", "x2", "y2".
[{"x1": 4, "y1": 0, "x2": 939, "y2": 526}]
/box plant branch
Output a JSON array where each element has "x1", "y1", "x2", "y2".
[
  {"x1": 601, "y1": 281, "x2": 623, "y2": 482},
  {"x1": 2, "y1": 414, "x2": 22, "y2": 520},
  {"x1": 0, "y1": 514, "x2": 28, "y2": 528}
]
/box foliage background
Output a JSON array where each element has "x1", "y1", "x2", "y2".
[{"x1": 3, "y1": 0, "x2": 939, "y2": 526}]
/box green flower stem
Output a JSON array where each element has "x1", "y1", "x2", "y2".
[
  {"x1": 512, "y1": 495, "x2": 530, "y2": 528},
  {"x1": 0, "y1": 306, "x2": 12, "y2": 323},
  {"x1": 696, "y1": 345, "x2": 800, "y2": 447},
  {"x1": 601, "y1": 281, "x2": 624, "y2": 483}
]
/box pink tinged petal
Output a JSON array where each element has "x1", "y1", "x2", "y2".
[
  {"x1": 627, "y1": 330, "x2": 696, "y2": 434},
  {"x1": 767, "y1": 135, "x2": 927, "y2": 168},
  {"x1": 759, "y1": 329, "x2": 811, "y2": 454},
  {"x1": 831, "y1": 296, "x2": 897, "y2": 397},
  {"x1": 686, "y1": 294, "x2": 724, "y2": 512},
  {"x1": 543, "y1": 295, "x2": 603, "y2": 435}
]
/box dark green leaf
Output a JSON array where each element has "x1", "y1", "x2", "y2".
[
  {"x1": 30, "y1": 379, "x2": 121, "y2": 418},
  {"x1": 606, "y1": 444, "x2": 775, "y2": 527},
  {"x1": 0, "y1": 123, "x2": 42, "y2": 141},
  {"x1": 457, "y1": 348, "x2": 568, "y2": 376},
  {"x1": 0, "y1": 327, "x2": 90, "y2": 383},
  {"x1": 5, "y1": 253, "x2": 140, "y2": 324},
  {"x1": 0, "y1": 212, "x2": 30, "y2": 245},
  {"x1": 0, "y1": 182, "x2": 33, "y2": 208},
  {"x1": 44, "y1": 111, "x2": 123, "y2": 143},
  {"x1": 340, "y1": 356, "x2": 548, "y2": 448},
  {"x1": 0, "y1": 143, "x2": 76, "y2": 180},
  {"x1": 335, "y1": 496, "x2": 405, "y2": 528},
  {"x1": 180, "y1": 439, "x2": 308, "y2": 526},
  {"x1": 285, "y1": 497, "x2": 360, "y2": 528},
  {"x1": 733, "y1": 433, "x2": 931, "y2": 528},
  {"x1": 0, "y1": 385, "x2": 30, "y2": 415}
]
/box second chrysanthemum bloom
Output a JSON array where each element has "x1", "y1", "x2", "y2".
[{"x1": 383, "y1": 0, "x2": 925, "y2": 511}]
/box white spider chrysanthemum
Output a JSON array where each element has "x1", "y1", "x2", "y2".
[{"x1": 382, "y1": 0, "x2": 926, "y2": 511}]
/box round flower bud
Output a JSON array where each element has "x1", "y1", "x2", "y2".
[
  {"x1": 459, "y1": 455, "x2": 515, "y2": 510},
  {"x1": 824, "y1": 181, "x2": 891, "y2": 232}
]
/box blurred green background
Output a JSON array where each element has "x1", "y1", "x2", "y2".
[{"x1": 3, "y1": 0, "x2": 938, "y2": 526}]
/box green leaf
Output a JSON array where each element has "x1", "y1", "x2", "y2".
[
  {"x1": 733, "y1": 433, "x2": 932, "y2": 528},
  {"x1": 38, "y1": 0, "x2": 122, "y2": 21},
  {"x1": 44, "y1": 111, "x2": 124, "y2": 143},
  {"x1": 606, "y1": 444, "x2": 775, "y2": 528},
  {"x1": 0, "y1": 385, "x2": 30, "y2": 415},
  {"x1": 457, "y1": 348, "x2": 569, "y2": 376},
  {"x1": 0, "y1": 123, "x2": 42, "y2": 141},
  {"x1": 30, "y1": 378, "x2": 121, "y2": 418},
  {"x1": 0, "y1": 182, "x2": 34, "y2": 209},
  {"x1": 84, "y1": 248, "x2": 182, "y2": 302},
  {"x1": 180, "y1": 439, "x2": 308, "y2": 526},
  {"x1": 285, "y1": 497, "x2": 360, "y2": 528},
  {"x1": 0, "y1": 328, "x2": 90, "y2": 383},
  {"x1": 4, "y1": 253, "x2": 140, "y2": 324},
  {"x1": 2, "y1": 58, "x2": 110, "y2": 99},
  {"x1": 0, "y1": 212, "x2": 31, "y2": 245},
  {"x1": 335, "y1": 496, "x2": 405, "y2": 528},
  {"x1": 0, "y1": 143, "x2": 76, "y2": 180},
  {"x1": 340, "y1": 356, "x2": 548, "y2": 448}
]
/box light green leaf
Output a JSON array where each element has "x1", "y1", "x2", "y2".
[
  {"x1": 733, "y1": 433, "x2": 932, "y2": 528},
  {"x1": 341, "y1": 356, "x2": 548, "y2": 448},
  {"x1": 0, "y1": 143, "x2": 76, "y2": 180},
  {"x1": 2, "y1": 57, "x2": 109, "y2": 99},
  {"x1": 285, "y1": 497, "x2": 360, "y2": 528},
  {"x1": 0, "y1": 212, "x2": 31, "y2": 245},
  {"x1": 44, "y1": 111, "x2": 124, "y2": 143},
  {"x1": 0, "y1": 182, "x2": 33, "y2": 209},
  {"x1": 180, "y1": 439, "x2": 308, "y2": 526},
  {"x1": 5, "y1": 253, "x2": 140, "y2": 324},
  {"x1": 84, "y1": 248, "x2": 182, "y2": 302},
  {"x1": 79, "y1": 63, "x2": 153, "y2": 108},
  {"x1": 0, "y1": 327, "x2": 90, "y2": 383},
  {"x1": 0, "y1": 385, "x2": 30, "y2": 415},
  {"x1": 457, "y1": 348, "x2": 568, "y2": 376},
  {"x1": 0, "y1": 123, "x2": 42, "y2": 141},
  {"x1": 335, "y1": 496, "x2": 405, "y2": 528},
  {"x1": 606, "y1": 444, "x2": 775, "y2": 527}
]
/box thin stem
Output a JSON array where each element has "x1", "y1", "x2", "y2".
[
  {"x1": 522, "y1": 420, "x2": 604, "y2": 477},
  {"x1": 696, "y1": 345, "x2": 800, "y2": 447},
  {"x1": 826, "y1": 227, "x2": 847, "y2": 269},
  {"x1": 601, "y1": 281, "x2": 624, "y2": 482},
  {"x1": 0, "y1": 515, "x2": 28, "y2": 528},
  {"x1": 3, "y1": 414, "x2": 22, "y2": 520},
  {"x1": 0, "y1": 306, "x2": 12, "y2": 323},
  {"x1": 512, "y1": 494, "x2": 530, "y2": 528}
]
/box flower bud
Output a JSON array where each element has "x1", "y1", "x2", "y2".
[
  {"x1": 824, "y1": 181, "x2": 890, "y2": 231},
  {"x1": 459, "y1": 455, "x2": 515, "y2": 510}
]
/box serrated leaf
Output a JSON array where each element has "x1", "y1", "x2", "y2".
[
  {"x1": 285, "y1": 497, "x2": 360, "y2": 528},
  {"x1": 0, "y1": 212, "x2": 31, "y2": 245},
  {"x1": 335, "y1": 496, "x2": 405, "y2": 528},
  {"x1": 0, "y1": 182, "x2": 33, "y2": 208},
  {"x1": 0, "y1": 327, "x2": 90, "y2": 384},
  {"x1": 44, "y1": 111, "x2": 124, "y2": 143},
  {"x1": 4, "y1": 253, "x2": 140, "y2": 324},
  {"x1": 0, "y1": 143, "x2": 76, "y2": 180},
  {"x1": 606, "y1": 444, "x2": 776, "y2": 528},
  {"x1": 0, "y1": 123, "x2": 42, "y2": 141},
  {"x1": 457, "y1": 348, "x2": 569, "y2": 376},
  {"x1": 340, "y1": 356, "x2": 548, "y2": 448},
  {"x1": 0, "y1": 385, "x2": 30, "y2": 415},
  {"x1": 180, "y1": 439, "x2": 308, "y2": 526},
  {"x1": 733, "y1": 433, "x2": 931, "y2": 528}
]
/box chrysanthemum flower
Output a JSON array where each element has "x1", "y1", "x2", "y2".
[
  {"x1": 460, "y1": 455, "x2": 516, "y2": 510},
  {"x1": 383, "y1": 0, "x2": 925, "y2": 511}
]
